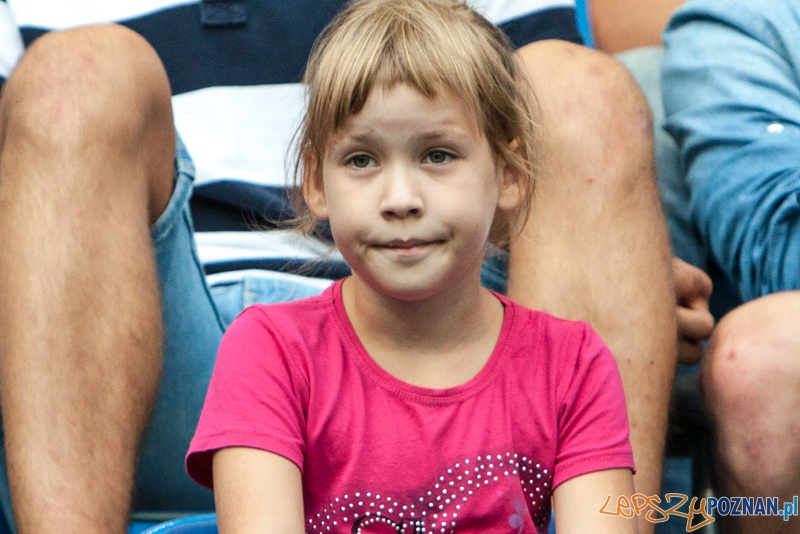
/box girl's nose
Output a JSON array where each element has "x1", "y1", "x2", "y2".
[{"x1": 379, "y1": 165, "x2": 424, "y2": 219}]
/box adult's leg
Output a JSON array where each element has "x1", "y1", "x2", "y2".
[
  {"x1": 509, "y1": 40, "x2": 677, "y2": 533},
  {"x1": 0, "y1": 25, "x2": 175, "y2": 534},
  {"x1": 702, "y1": 292, "x2": 800, "y2": 534}
]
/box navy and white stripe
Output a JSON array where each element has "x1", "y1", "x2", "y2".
[
  {"x1": 0, "y1": 0, "x2": 580, "y2": 271},
  {"x1": 0, "y1": 1, "x2": 23, "y2": 87}
]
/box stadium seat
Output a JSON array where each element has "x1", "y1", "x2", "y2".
[{"x1": 140, "y1": 514, "x2": 218, "y2": 534}]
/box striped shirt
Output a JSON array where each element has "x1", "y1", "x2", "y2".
[{"x1": 0, "y1": 0, "x2": 581, "y2": 273}]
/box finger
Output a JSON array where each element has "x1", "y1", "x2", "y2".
[
  {"x1": 677, "y1": 337, "x2": 704, "y2": 366},
  {"x1": 677, "y1": 306, "x2": 715, "y2": 341},
  {"x1": 673, "y1": 257, "x2": 713, "y2": 306}
]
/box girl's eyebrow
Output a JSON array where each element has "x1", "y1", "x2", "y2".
[
  {"x1": 328, "y1": 125, "x2": 378, "y2": 145},
  {"x1": 339, "y1": 131, "x2": 376, "y2": 144},
  {"x1": 416, "y1": 129, "x2": 472, "y2": 142},
  {"x1": 336, "y1": 126, "x2": 473, "y2": 146}
]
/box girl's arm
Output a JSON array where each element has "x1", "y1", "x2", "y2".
[
  {"x1": 553, "y1": 468, "x2": 638, "y2": 534},
  {"x1": 213, "y1": 447, "x2": 305, "y2": 534}
]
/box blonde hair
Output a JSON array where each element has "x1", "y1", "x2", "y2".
[{"x1": 293, "y1": 0, "x2": 538, "y2": 246}]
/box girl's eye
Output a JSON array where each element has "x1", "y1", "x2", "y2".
[
  {"x1": 348, "y1": 154, "x2": 375, "y2": 168},
  {"x1": 425, "y1": 150, "x2": 451, "y2": 164}
]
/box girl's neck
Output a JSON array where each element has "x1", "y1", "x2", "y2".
[{"x1": 341, "y1": 274, "x2": 505, "y2": 388}]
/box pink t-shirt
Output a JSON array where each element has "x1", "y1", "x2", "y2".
[{"x1": 187, "y1": 280, "x2": 633, "y2": 533}]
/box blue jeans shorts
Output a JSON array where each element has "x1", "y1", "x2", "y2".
[{"x1": 0, "y1": 135, "x2": 511, "y2": 525}]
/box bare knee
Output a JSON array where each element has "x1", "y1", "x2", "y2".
[
  {"x1": 702, "y1": 292, "x2": 800, "y2": 492},
  {"x1": 2, "y1": 25, "x2": 171, "y2": 140},
  {"x1": 515, "y1": 40, "x2": 655, "y2": 194},
  {"x1": 517, "y1": 40, "x2": 653, "y2": 142},
  {"x1": 0, "y1": 25, "x2": 174, "y2": 218},
  {"x1": 703, "y1": 292, "x2": 800, "y2": 411}
]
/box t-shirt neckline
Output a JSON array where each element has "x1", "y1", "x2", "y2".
[{"x1": 330, "y1": 278, "x2": 515, "y2": 403}]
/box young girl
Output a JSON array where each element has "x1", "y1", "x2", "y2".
[{"x1": 186, "y1": 1, "x2": 637, "y2": 532}]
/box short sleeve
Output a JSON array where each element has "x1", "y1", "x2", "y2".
[
  {"x1": 186, "y1": 306, "x2": 310, "y2": 489},
  {"x1": 552, "y1": 324, "x2": 634, "y2": 489}
]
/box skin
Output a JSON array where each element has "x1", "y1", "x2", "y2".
[
  {"x1": 701, "y1": 292, "x2": 800, "y2": 534},
  {"x1": 554, "y1": 469, "x2": 638, "y2": 534},
  {"x1": 308, "y1": 84, "x2": 517, "y2": 388},
  {"x1": 214, "y1": 448, "x2": 304, "y2": 534},
  {"x1": 0, "y1": 24, "x2": 711, "y2": 534},
  {"x1": 0, "y1": 26, "x2": 174, "y2": 534},
  {"x1": 673, "y1": 257, "x2": 713, "y2": 366}
]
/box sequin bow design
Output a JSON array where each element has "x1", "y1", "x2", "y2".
[{"x1": 306, "y1": 453, "x2": 553, "y2": 534}]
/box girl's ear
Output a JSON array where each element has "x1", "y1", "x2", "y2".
[
  {"x1": 496, "y1": 142, "x2": 523, "y2": 212},
  {"x1": 302, "y1": 154, "x2": 330, "y2": 220},
  {"x1": 497, "y1": 164, "x2": 522, "y2": 211}
]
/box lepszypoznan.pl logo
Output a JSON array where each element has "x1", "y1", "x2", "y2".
[{"x1": 600, "y1": 493, "x2": 799, "y2": 532}]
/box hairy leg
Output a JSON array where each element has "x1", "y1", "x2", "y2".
[
  {"x1": 509, "y1": 40, "x2": 677, "y2": 533},
  {"x1": 702, "y1": 292, "x2": 800, "y2": 534},
  {"x1": 0, "y1": 25, "x2": 175, "y2": 534}
]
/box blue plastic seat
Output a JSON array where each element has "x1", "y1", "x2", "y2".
[{"x1": 141, "y1": 514, "x2": 218, "y2": 534}]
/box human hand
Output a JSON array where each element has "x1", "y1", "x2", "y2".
[{"x1": 673, "y1": 257, "x2": 714, "y2": 365}]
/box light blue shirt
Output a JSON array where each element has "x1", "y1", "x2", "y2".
[{"x1": 662, "y1": 0, "x2": 800, "y2": 302}]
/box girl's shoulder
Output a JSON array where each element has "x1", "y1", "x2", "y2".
[
  {"x1": 219, "y1": 281, "x2": 346, "y2": 363},
  {"x1": 495, "y1": 294, "x2": 616, "y2": 385},
  {"x1": 235, "y1": 280, "x2": 340, "y2": 331},
  {"x1": 497, "y1": 293, "x2": 599, "y2": 349}
]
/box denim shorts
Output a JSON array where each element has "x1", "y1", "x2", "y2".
[{"x1": 0, "y1": 135, "x2": 502, "y2": 518}]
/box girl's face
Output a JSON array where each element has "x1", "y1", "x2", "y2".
[{"x1": 307, "y1": 83, "x2": 520, "y2": 302}]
